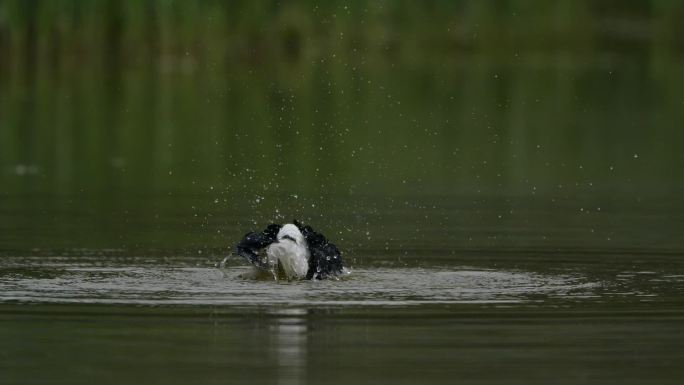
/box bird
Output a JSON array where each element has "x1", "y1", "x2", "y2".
[{"x1": 235, "y1": 220, "x2": 344, "y2": 280}]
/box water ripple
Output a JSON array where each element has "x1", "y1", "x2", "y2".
[{"x1": 0, "y1": 258, "x2": 602, "y2": 306}]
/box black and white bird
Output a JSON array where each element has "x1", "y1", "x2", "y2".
[{"x1": 235, "y1": 220, "x2": 344, "y2": 280}]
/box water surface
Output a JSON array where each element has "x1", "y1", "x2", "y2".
[
  {"x1": 2, "y1": 197, "x2": 684, "y2": 384},
  {"x1": 2, "y1": 2, "x2": 684, "y2": 384}
]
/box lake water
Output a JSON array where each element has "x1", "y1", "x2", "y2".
[
  {"x1": 2, "y1": 3, "x2": 684, "y2": 383},
  {"x1": 1, "y1": 193, "x2": 683, "y2": 384}
]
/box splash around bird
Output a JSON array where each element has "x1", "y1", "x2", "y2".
[{"x1": 234, "y1": 220, "x2": 346, "y2": 280}]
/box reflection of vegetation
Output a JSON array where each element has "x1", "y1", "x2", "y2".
[
  {"x1": 1, "y1": 1, "x2": 683, "y2": 63},
  {"x1": 0, "y1": 1, "x2": 682, "y2": 202}
]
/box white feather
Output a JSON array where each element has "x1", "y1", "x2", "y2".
[{"x1": 266, "y1": 224, "x2": 310, "y2": 279}]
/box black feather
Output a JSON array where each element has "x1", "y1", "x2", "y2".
[
  {"x1": 294, "y1": 220, "x2": 344, "y2": 279},
  {"x1": 235, "y1": 223, "x2": 282, "y2": 270}
]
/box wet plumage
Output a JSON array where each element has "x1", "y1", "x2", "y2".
[{"x1": 235, "y1": 220, "x2": 344, "y2": 280}]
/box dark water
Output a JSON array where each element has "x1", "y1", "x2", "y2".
[
  {"x1": 2, "y1": 2, "x2": 684, "y2": 383},
  {"x1": 1, "y1": 195, "x2": 684, "y2": 384}
]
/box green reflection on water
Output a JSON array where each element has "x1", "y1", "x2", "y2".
[
  {"x1": 0, "y1": 0, "x2": 683, "y2": 256},
  {"x1": 1, "y1": 3, "x2": 684, "y2": 384},
  {"x1": 1, "y1": 1, "x2": 683, "y2": 200}
]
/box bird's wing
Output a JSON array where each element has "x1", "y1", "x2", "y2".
[
  {"x1": 308, "y1": 242, "x2": 344, "y2": 280},
  {"x1": 235, "y1": 223, "x2": 281, "y2": 270},
  {"x1": 294, "y1": 220, "x2": 344, "y2": 279}
]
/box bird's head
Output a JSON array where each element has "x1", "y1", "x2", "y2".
[{"x1": 277, "y1": 223, "x2": 305, "y2": 245}]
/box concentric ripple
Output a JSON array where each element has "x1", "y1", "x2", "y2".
[{"x1": 0, "y1": 253, "x2": 603, "y2": 306}]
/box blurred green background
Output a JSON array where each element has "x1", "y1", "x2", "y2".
[
  {"x1": 3, "y1": 5, "x2": 684, "y2": 385},
  {"x1": 0, "y1": 0, "x2": 683, "y2": 250}
]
